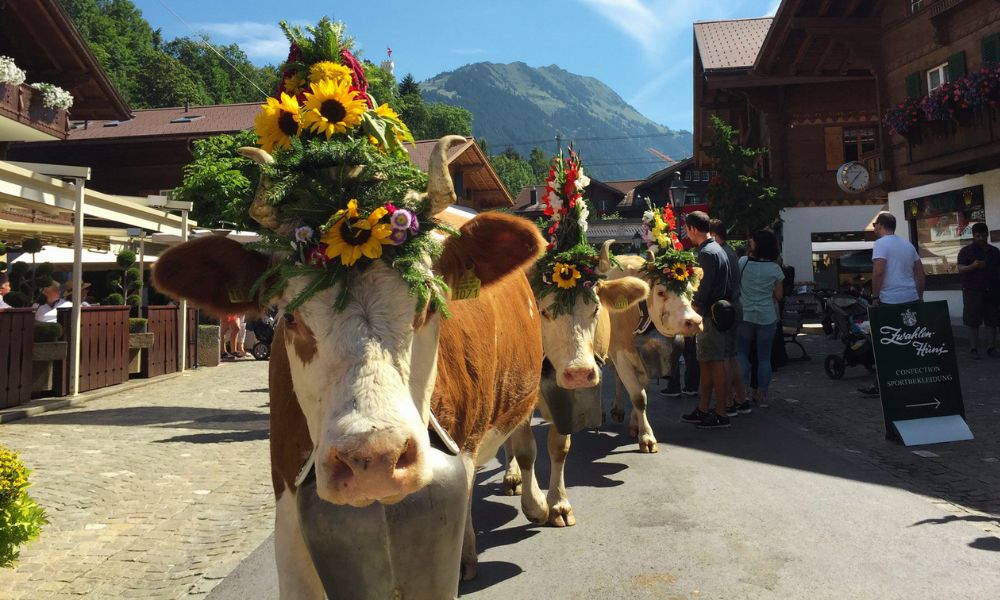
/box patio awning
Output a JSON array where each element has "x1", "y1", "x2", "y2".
[
  {"x1": 811, "y1": 241, "x2": 874, "y2": 252},
  {"x1": 148, "y1": 228, "x2": 261, "y2": 245},
  {"x1": 0, "y1": 219, "x2": 130, "y2": 250},
  {"x1": 9, "y1": 245, "x2": 156, "y2": 264}
]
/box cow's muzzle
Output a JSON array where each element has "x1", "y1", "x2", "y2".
[{"x1": 318, "y1": 428, "x2": 432, "y2": 506}]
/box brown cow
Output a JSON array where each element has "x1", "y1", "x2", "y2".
[{"x1": 152, "y1": 136, "x2": 547, "y2": 597}]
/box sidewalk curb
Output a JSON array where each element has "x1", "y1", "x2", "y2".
[{"x1": 0, "y1": 371, "x2": 187, "y2": 424}]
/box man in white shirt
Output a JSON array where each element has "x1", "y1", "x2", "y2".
[
  {"x1": 35, "y1": 281, "x2": 71, "y2": 323},
  {"x1": 860, "y1": 211, "x2": 926, "y2": 396}
]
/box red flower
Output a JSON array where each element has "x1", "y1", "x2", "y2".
[
  {"x1": 307, "y1": 244, "x2": 330, "y2": 266},
  {"x1": 339, "y1": 48, "x2": 371, "y2": 107}
]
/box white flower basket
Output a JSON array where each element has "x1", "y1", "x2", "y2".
[
  {"x1": 0, "y1": 55, "x2": 27, "y2": 86},
  {"x1": 29, "y1": 82, "x2": 74, "y2": 111}
]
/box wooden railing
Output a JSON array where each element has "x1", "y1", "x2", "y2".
[
  {"x1": 0, "y1": 308, "x2": 36, "y2": 408},
  {"x1": 141, "y1": 306, "x2": 199, "y2": 377},
  {"x1": 908, "y1": 109, "x2": 999, "y2": 174},
  {"x1": 0, "y1": 81, "x2": 69, "y2": 140},
  {"x1": 55, "y1": 306, "x2": 130, "y2": 395}
]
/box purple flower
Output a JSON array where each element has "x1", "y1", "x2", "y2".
[
  {"x1": 409, "y1": 213, "x2": 420, "y2": 234},
  {"x1": 294, "y1": 226, "x2": 314, "y2": 243},
  {"x1": 389, "y1": 228, "x2": 409, "y2": 245},
  {"x1": 390, "y1": 209, "x2": 413, "y2": 231}
]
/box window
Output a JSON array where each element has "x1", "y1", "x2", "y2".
[
  {"x1": 907, "y1": 186, "x2": 986, "y2": 277},
  {"x1": 843, "y1": 127, "x2": 877, "y2": 163},
  {"x1": 927, "y1": 63, "x2": 950, "y2": 92},
  {"x1": 683, "y1": 170, "x2": 692, "y2": 182},
  {"x1": 910, "y1": 0, "x2": 923, "y2": 14},
  {"x1": 701, "y1": 171, "x2": 710, "y2": 182}
]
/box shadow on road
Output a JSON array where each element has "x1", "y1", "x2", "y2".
[{"x1": 458, "y1": 561, "x2": 523, "y2": 594}]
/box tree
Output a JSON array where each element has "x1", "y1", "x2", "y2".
[
  {"x1": 172, "y1": 130, "x2": 261, "y2": 230},
  {"x1": 162, "y1": 38, "x2": 275, "y2": 105},
  {"x1": 363, "y1": 62, "x2": 397, "y2": 107},
  {"x1": 489, "y1": 149, "x2": 535, "y2": 199},
  {"x1": 420, "y1": 103, "x2": 472, "y2": 139},
  {"x1": 529, "y1": 146, "x2": 551, "y2": 182},
  {"x1": 705, "y1": 115, "x2": 792, "y2": 239},
  {"x1": 398, "y1": 73, "x2": 420, "y2": 97}
]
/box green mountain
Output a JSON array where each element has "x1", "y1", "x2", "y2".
[{"x1": 420, "y1": 62, "x2": 692, "y2": 181}]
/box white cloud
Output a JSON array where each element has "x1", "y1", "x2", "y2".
[
  {"x1": 578, "y1": 0, "x2": 664, "y2": 54},
  {"x1": 627, "y1": 56, "x2": 693, "y2": 107},
  {"x1": 191, "y1": 21, "x2": 289, "y2": 62}
]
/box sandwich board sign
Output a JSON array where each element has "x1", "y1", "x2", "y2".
[{"x1": 868, "y1": 300, "x2": 973, "y2": 446}]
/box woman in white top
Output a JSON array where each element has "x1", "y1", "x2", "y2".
[{"x1": 736, "y1": 230, "x2": 785, "y2": 407}]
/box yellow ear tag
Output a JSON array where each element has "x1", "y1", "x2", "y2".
[
  {"x1": 453, "y1": 268, "x2": 481, "y2": 301},
  {"x1": 228, "y1": 287, "x2": 247, "y2": 304},
  {"x1": 613, "y1": 297, "x2": 628, "y2": 310}
]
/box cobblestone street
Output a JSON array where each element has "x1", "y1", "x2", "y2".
[{"x1": 0, "y1": 361, "x2": 273, "y2": 600}]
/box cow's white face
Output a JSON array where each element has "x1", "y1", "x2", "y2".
[
  {"x1": 648, "y1": 282, "x2": 703, "y2": 337},
  {"x1": 537, "y1": 278, "x2": 649, "y2": 389},
  {"x1": 280, "y1": 261, "x2": 441, "y2": 507}
]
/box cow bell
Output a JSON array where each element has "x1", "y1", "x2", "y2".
[
  {"x1": 297, "y1": 444, "x2": 469, "y2": 600},
  {"x1": 539, "y1": 359, "x2": 604, "y2": 435},
  {"x1": 633, "y1": 329, "x2": 676, "y2": 380}
]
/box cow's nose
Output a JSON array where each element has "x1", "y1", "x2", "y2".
[
  {"x1": 684, "y1": 318, "x2": 703, "y2": 334},
  {"x1": 560, "y1": 367, "x2": 600, "y2": 389},
  {"x1": 322, "y1": 433, "x2": 424, "y2": 502}
]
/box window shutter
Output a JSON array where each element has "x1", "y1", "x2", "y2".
[
  {"x1": 948, "y1": 51, "x2": 967, "y2": 79},
  {"x1": 824, "y1": 126, "x2": 844, "y2": 171},
  {"x1": 904, "y1": 72, "x2": 922, "y2": 99},
  {"x1": 983, "y1": 33, "x2": 1000, "y2": 68}
]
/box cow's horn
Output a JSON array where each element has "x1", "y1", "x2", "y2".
[
  {"x1": 237, "y1": 146, "x2": 275, "y2": 165},
  {"x1": 426, "y1": 135, "x2": 467, "y2": 216},
  {"x1": 236, "y1": 146, "x2": 281, "y2": 231},
  {"x1": 598, "y1": 240, "x2": 615, "y2": 274}
]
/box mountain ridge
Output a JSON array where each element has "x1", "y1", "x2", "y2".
[{"x1": 419, "y1": 61, "x2": 692, "y2": 181}]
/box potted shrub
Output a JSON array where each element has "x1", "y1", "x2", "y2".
[
  {"x1": 0, "y1": 445, "x2": 48, "y2": 568},
  {"x1": 104, "y1": 249, "x2": 142, "y2": 310},
  {"x1": 128, "y1": 318, "x2": 153, "y2": 374},
  {"x1": 31, "y1": 322, "x2": 66, "y2": 395}
]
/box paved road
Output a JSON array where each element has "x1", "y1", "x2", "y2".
[
  {"x1": 3, "y1": 332, "x2": 999, "y2": 599},
  {"x1": 0, "y1": 361, "x2": 273, "y2": 600}
]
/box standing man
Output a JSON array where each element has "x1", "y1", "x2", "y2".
[
  {"x1": 957, "y1": 222, "x2": 1000, "y2": 359},
  {"x1": 710, "y1": 218, "x2": 748, "y2": 414},
  {"x1": 0, "y1": 275, "x2": 11, "y2": 309},
  {"x1": 859, "y1": 211, "x2": 926, "y2": 396},
  {"x1": 681, "y1": 211, "x2": 733, "y2": 429}
]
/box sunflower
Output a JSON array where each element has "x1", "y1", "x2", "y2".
[
  {"x1": 254, "y1": 93, "x2": 303, "y2": 152},
  {"x1": 302, "y1": 79, "x2": 367, "y2": 139},
  {"x1": 552, "y1": 262, "x2": 582, "y2": 289},
  {"x1": 309, "y1": 60, "x2": 353, "y2": 85},
  {"x1": 320, "y1": 199, "x2": 393, "y2": 266},
  {"x1": 671, "y1": 263, "x2": 689, "y2": 281},
  {"x1": 283, "y1": 73, "x2": 306, "y2": 95}
]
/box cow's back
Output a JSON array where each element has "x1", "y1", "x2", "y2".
[{"x1": 432, "y1": 270, "x2": 542, "y2": 454}]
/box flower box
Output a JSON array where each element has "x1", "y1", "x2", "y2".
[
  {"x1": 31, "y1": 341, "x2": 67, "y2": 394},
  {"x1": 128, "y1": 332, "x2": 155, "y2": 375}
]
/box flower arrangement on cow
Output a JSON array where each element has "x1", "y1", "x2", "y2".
[
  {"x1": 640, "y1": 199, "x2": 699, "y2": 299},
  {"x1": 153, "y1": 16, "x2": 554, "y2": 595},
  {"x1": 641, "y1": 203, "x2": 684, "y2": 252}
]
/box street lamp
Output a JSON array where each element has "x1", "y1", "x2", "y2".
[
  {"x1": 631, "y1": 232, "x2": 643, "y2": 253},
  {"x1": 668, "y1": 172, "x2": 687, "y2": 214}
]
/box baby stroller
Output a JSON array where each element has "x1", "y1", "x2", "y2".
[
  {"x1": 823, "y1": 296, "x2": 875, "y2": 379},
  {"x1": 247, "y1": 312, "x2": 276, "y2": 361}
]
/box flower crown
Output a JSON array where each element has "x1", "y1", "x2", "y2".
[
  {"x1": 531, "y1": 149, "x2": 606, "y2": 317},
  {"x1": 640, "y1": 199, "x2": 698, "y2": 298},
  {"x1": 255, "y1": 18, "x2": 413, "y2": 159},
  {"x1": 247, "y1": 19, "x2": 448, "y2": 315}
]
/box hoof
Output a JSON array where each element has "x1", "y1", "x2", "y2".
[
  {"x1": 610, "y1": 407, "x2": 625, "y2": 423},
  {"x1": 461, "y1": 559, "x2": 478, "y2": 581},
  {"x1": 639, "y1": 436, "x2": 659, "y2": 453},
  {"x1": 547, "y1": 504, "x2": 576, "y2": 528},
  {"x1": 502, "y1": 475, "x2": 522, "y2": 496}
]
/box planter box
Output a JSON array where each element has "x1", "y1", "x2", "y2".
[
  {"x1": 198, "y1": 325, "x2": 221, "y2": 367},
  {"x1": 129, "y1": 332, "x2": 154, "y2": 349},
  {"x1": 31, "y1": 341, "x2": 67, "y2": 394}
]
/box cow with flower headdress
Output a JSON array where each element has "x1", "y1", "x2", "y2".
[
  {"x1": 507, "y1": 149, "x2": 650, "y2": 527},
  {"x1": 597, "y1": 202, "x2": 704, "y2": 452},
  {"x1": 152, "y1": 18, "x2": 546, "y2": 599}
]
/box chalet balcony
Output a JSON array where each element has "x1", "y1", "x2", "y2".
[
  {"x1": 906, "y1": 108, "x2": 1000, "y2": 175},
  {"x1": 0, "y1": 81, "x2": 69, "y2": 142}
]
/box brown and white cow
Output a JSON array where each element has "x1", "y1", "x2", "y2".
[
  {"x1": 507, "y1": 275, "x2": 648, "y2": 527},
  {"x1": 152, "y1": 136, "x2": 548, "y2": 597},
  {"x1": 599, "y1": 242, "x2": 703, "y2": 453}
]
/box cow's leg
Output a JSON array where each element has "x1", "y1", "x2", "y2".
[
  {"x1": 615, "y1": 353, "x2": 658, "y2": 453},
  {"x1": 274, "y1": 491, "x2": 324, "y2": 600},
  {"x1": 610, "y1": 366, "x2": 627, "y2": 423},
  {"x1": 461, "y1": 455, "x2": 478, "y2": 581},
  {"x1": 545, "y1": 424, "x2": 575, "y2": 527},
  {"x1": 501, "y1": 438, "x2": 522, "y2": 496},
  {"x1": 508, "y1": 420, "x2": 548, "y2": 524}
]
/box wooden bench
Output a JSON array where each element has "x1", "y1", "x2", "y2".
[{"x1": 781, "y1": 311, "x2": 810, "y2": 361}]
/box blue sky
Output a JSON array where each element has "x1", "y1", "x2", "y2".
[{"x1": 132, "y1": 0, "x2": 781, "y2": 132}]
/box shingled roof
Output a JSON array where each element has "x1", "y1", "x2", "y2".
[
  {"x1": 67, "y1": 103, "x2": 260, "y2": 141},
  {"x1": 694, "y1": 18, "x2": 774, "y2": 72}
]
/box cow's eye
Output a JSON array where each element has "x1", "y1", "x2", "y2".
[
  {"x1": 656, "y1": 289, "x2": 668, "y2": 298},
  {"x1": 540, "y1": 308, "x2": 550, "y2": 320},
  {"x1": 283, "y1": 312, "x2": 297, "y2": 330}
]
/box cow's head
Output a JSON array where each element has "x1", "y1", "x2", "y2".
[
  {"x1": 532, "y1": 254, "x2": 648, "y2": 389},
  {"x1": 600, "y1": 241, "x2": 703, "y2": 337},
  {"x1": 153, "y1": 136, "x2": 544, "y2": 507}
]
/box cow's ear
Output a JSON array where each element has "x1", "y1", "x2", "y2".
[
  {"x1": 152, "y1": 236, "x2": 270, "y2": 316},
  {"x1": 689, "y1": 267, "x2": 703, "y2": 291},
  {"x1": 597, "y1": 277, "x2": 649, "y2": 312},
  {"x1": 436, "y1": 212, "x2": 544, "y2": 288}
]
